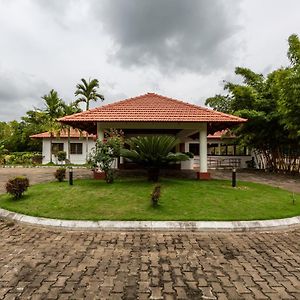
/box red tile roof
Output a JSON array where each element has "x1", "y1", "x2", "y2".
[
  {"x1": 59, "y1": 93, "x2": 246, "y2": 123},
  {"x1": 30, "y1": 128, "x2": 95, "y2": 139}
]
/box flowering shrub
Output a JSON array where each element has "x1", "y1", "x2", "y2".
[{"x1": 89, "y1": 129, "x2": 124, "y2": 183}]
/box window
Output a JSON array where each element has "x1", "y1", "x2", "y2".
[
  {"x1": 208, "y1": 143, "x2": 218, "y2": 155},
  {"x1": 227, "y1": 145, "x2": 235, "y2": 155},
  {"x1": 70, "y1": 143, "x2": 83, "y2": 155},
  {"x1": 51, "y1": 143, "x2": 64, "y2": 154},
  {"x1": 189, "y1": 143, "x2": 199, "y2": 156}
]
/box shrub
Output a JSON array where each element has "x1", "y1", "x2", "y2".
[
  {"x1": 56, "y1": 151, "x2": 67, "y2": 163},
  {"x1": 184, "y1": 152, "x2": 194, "y2": 159},
  {"x1": 54, "y1": 168, "x2": 66, "y2": 182},
  {"x1": 6, "y1": 177, "x2": 29, "y2": 199},
  {"x1": 89, "y1": 129, "x2": 124, "y2": 184},
  {"x1": 151, "y1": 184, "x2": 161, "y2": 207},
  {"x1": 3, "y1": 152, "x2": 42, "y2": 165},
  {"x1": 32, "y1": 154, "x2": 43, "y2": 164}
]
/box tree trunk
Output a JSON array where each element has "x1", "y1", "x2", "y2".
[
  {"x1": 50, "y1": 135, "x2": 53, "y2": 163},
  {"x1": 85, "y1": 102, "x2": 89, "y2": 163},
  {"x1": 86, "y1": 133, "x2": 89, "y2": 162},
  {"x1": 148, "y1": 167, "x2": 160, "y2": 182},
  {"x1": 67, "y1": 127, "x2": 71, "y2": 163}
]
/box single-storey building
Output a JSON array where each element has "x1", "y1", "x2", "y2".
[
  {"x1": 30, "y1": 128, "x2": 96, "y2": 165},
  {"x1": 56, "y1": 93, "x2": 247, "y2": 179},
  {"x1": 31, "y1": 128, "x2": 251, "y2": 169}
]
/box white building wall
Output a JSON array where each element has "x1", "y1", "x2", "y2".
[{"x1": 42, "y1": 138, "x2": 96, "y2": 165}]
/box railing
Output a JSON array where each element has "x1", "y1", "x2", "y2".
[{"x1": 194, "y1": 157, "x2": 241, "y2": 169}]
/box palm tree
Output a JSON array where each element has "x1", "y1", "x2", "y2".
[
  {"x1": 75, "y1": 78, "x2": 104, "y2": 161},
  {"x1": 121, "y1": 136, "x2": 189, "y2": 182},
  {"x1": 41, "y1": 89, "x2": 64, "y2": 163},
  {"x1": 61, "y1": 102, "x2": 82, "y2": 162}
]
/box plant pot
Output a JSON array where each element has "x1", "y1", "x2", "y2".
[{"x1": 93, "y1": 170, "x2": 105, "y2": 180}]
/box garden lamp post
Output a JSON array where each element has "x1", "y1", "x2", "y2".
[
  {"x1": 232, "y1": 168, "x2": 236, "y2": 187},
  {"x1": 69, "y1": 167, "x2": 73, "y2": 185}
]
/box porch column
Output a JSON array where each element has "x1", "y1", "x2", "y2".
[
  {"x1": 97, "y1": 123, "x2": 104, "y2": 141},
  {"x1": 184, "y1": 142, "x2": 189, "y2": 152},
  {"x1": 198, "y1": 123, "x2": 211, "y2": 180},
  {"x1": 94, "y1": 123, "x2": 106, "y2": 178}
]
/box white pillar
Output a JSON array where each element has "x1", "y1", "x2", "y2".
[
  {"x1": 199, "y1": 123, "x2": 207, "y2": 173},
  {"x1": 184, "y1": 142, "x2": 189, "y2": 152},
  {"x1": 97, "y1": 123, "x2": 104, "y2": 141}
]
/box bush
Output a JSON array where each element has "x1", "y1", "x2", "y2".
[
  {"x1": 32, "y1": 154, "x2": 43, "y2": 164},
  {"x1": 184, "y1": 152, "x2": 194, "y2": 159},
  {"x1": 3, "y1": 152, "x2": 42, "y2": 165},
  {"x1": 56, "y1": 151, "x2": 66, "y2": 163},
  {"x1": 6, "y1": 177, "x2": 29, "y2": 199},
  {"x1": 54, "y1": 168, "x2": 66, "y2": 182}
]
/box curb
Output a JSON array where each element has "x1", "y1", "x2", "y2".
[{"x1": 0, "y1": 208, "x2": 299, "y2": 232}]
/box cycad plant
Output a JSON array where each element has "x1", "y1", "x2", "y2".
[{"x1": 121, "y1": 136, "x2": 189, "y2": 182}]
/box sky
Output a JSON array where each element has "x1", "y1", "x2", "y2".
[{"x1": 0, "y1": 0, "x2": 299, "y2": 121}]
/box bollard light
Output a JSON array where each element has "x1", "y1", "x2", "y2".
[
  {"x1": 69, "y1": 167, "x2": 73, "y2": 185},
  {"x1": 232, "y1": 168, "x2": 236, "y2": 187}
]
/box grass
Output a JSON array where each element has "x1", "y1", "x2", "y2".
[{"x1": 0, "y1": 178, "x2": 299, "y2": 221}]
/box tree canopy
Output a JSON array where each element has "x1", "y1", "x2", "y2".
[{"x1": 205, "y1": 34, "x2": 300, "y2": 173}]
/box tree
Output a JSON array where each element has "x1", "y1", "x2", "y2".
[
  {"x1": 21, "y1": 110, "x2": 48, "y2": 152},
  {"x1": 277, "y1": 34, "x2": 300, "y2": 138},
  {"x1": 75, "y1": 78, "x2": 104, "y2": 162},
  {"x1": 205, "y1": 37, "x2": 300, "y2": 173},
  {"x1": 41, "y1": 89, "x2": 64, "y2": 163},
  {"x1": 121, "y1": 136, "x2": 189, "y2": 182}
]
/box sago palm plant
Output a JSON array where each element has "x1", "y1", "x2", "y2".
[{"x1": 121, "y1": 136, "x2": 189, "y2": 182}]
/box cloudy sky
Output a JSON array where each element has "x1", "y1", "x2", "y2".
[{"x1": 0, "y1": 0, "x2": 299, "y2": 121}]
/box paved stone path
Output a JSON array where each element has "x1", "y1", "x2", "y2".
[
  {"x1": 0, "y1": 222, "x2": 299, "y2": 299},
  {"x1": 0, "y1": 168, "x2": 299, "y2": 299}
]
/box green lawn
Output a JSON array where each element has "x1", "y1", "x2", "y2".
[{"x1": 0, "y1": 178, "x2": 299, "y2": 221}]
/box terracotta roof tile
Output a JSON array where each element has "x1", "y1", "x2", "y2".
[
  {"x1": 30, "y1": 128, "x2": 95, "y2": 139},
  {"x1": 59, "y1": 93, "x2": 246, "y2": 123}
]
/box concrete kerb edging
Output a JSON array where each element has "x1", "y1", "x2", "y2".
[{"x1": 0, "y1": 208, "x2": 300, "y2": 232}]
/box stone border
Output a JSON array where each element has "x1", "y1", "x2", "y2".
[{"x1": 0, "y1": 208, "x2": 299, "y2": 231}]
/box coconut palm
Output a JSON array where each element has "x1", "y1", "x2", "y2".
[
  {"x1": 75, "y1": 78, "x2": 104, "y2": 161},
  {"x1": 121, "y1": 136, "x2": 189, "y2": 182},
  {"x1": 61, "y1": 101, "x2": 82, "y2": 162},
  {"x1": 41, "y1": 89, "x2": 64, "y2": 163}
]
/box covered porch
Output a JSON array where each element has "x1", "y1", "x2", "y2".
[{"x1": 59, "y1": 93, "x2": 246, "y2": 179}]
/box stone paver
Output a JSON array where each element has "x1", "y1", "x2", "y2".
[{"x1": 0, "y1": 222, "x2": 299, "y2": 299}]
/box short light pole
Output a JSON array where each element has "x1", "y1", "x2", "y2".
[
  {"x1": 69, "y1": 167, "x2": 73, "y2": 185},
  {"x1": 232, "y1": 168, "x2": 236, "y2": 187}
]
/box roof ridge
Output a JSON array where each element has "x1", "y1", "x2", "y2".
[
  {"x1": 58, "y1": 92, "x2": 247, "y2": 123},
  {"x1": 146, "y1": 93, "x2": 245, "y2": 121}
]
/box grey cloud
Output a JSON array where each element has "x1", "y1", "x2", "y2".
[
  {"x1": 95, "y1": 0, "x2": 242, "y2": 73},
  {"x1": 0, "y1": 70, "x2": 50, "y2": 121}
]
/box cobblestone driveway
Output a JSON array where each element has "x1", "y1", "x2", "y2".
[
  {"x1": 0, "y1": 223, "x2": 299, "y2": 299},
  {"x1": 0, "y1": 168, "x2": 299, "y2": 299}
]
